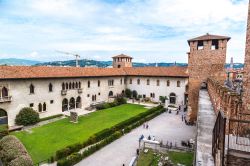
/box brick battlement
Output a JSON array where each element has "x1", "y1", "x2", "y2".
[{"x1": 207, "y1": 78, "x2": 242, "y2": 120}]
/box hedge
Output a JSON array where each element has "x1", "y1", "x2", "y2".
[
  {"x1": 0, "y1": 135, "x2": 33, "y2": 166},
  {"x1": 96, "y1": 97, "x2": 127, "y2": 110},
  {"x1": 57, "y1": 131, "x2": 123, "y2": 166},
  {"x1": 39, "y1": 114, "x2": 64, "y2": 122},
  {"x1": 55, "y1": 105, "x2": 165, "y2": 164},
  {"x1": 15, "y1": 107, "x2": 39, "y2": 126}
]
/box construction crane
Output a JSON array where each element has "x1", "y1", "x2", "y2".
[{"x1": 56, "y1": 50, "x2": 81, "y2": 67}]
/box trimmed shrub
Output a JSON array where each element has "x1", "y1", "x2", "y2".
[
  {"x1": 115, "y1": 96, "x2": 127, "y2": 105},
  {"x1": 0, "y1": 135, "x2": 33, "y2": 166},
  {"x1": 96, "y1": 97, "x2": 127, "y2": 111},
  {"x1": 15, "y1": 107, "x2": 39, "y2": 126},
  {"x1": 8, "y1": 155, "x2": 33, "y2": 166}
]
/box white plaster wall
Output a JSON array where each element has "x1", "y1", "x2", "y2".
[
  {"x1": 126, "y1": 76, "x2": 188, "y2": 105},
  {"x1": 0, "y1": 77, "x2": 126, "y2": 126},
  {"x1": 0, "y1": 76, "x2": 187, "y2": 127}
]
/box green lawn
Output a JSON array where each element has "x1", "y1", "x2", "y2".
[
  {"x1": 12, "y1": 104, "x2": 147, "y2": 163},
  {"x1": 137, "y1": 149, "x2": 194, "y2": 166},
  {"x1": 168, "y1": 151, "x2": 194, "y2": 166}
]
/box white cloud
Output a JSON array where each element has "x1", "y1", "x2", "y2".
[{"x1": 0, "y1": 0, "x2": 248, "y2": 62}]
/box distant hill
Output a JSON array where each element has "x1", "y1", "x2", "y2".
[
  {"x1": 0, "y1": 58, "x2": 41, "y2": 66},
  {"x1": 0, "y1": 58, "x2": 244, "y2": 69},
  {"x1": 35, "y1": 59, "x2": 244, "y2": 68}
]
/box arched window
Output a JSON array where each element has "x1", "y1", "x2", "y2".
[
  {"x1": 169, "y1": 93, "x2": 176, "y2": 104},
  {"x1": 69, "y1": 97, "x2": 75, "y2": 110},
  {"x1": 62, "y1": 83, "x2": 65, "y2": 90},
  {"x1": 72, "y1": 82, "x2": 75, "y2": 89},
  {"x1": 130, "y1": 79, "x2": 132, "y2": 84},
  {"x1": 76, "y1": 82, "x2": 78, "y2": 89},
  {"x1": 0, "y1": 109, "x2": 7, "y2": 124},
  {"x1": 147, "y1": 79, "x2": 150, "y2": 85},
  {"x1": 79, "y1": 82, "x2": 81, "y2": 88},
  {"x1": 43, "y1": 102, "x2": 46, "y2": 111},
  {"x1": 177, "y1": 81, "x2": 180, "y2": 87},
  {"x1": 157, "y1": 80, "x2": 160, "y2": 86},
  {"x1": 2, "y1": 87, "x2": 8, "y2": 97},
  {"x1": 30, "y1": 84, "x2": 35, "y2": 94},
  {"x1": 66, "y1": 83, "x2": 69, "y2": 89},
  {"x1": 76, "y1": 96, "x2": 81, "y2": 108},
  {"x1": 95, "y1": 95, "x2": 97, "y2": 101},
  {"x1": 98, "y1": 80, "x2": 100, "y2": 87},
  {"x1": 120, "y1": 79, "x2": 122, "y2": 85},
  {"x1": 167, "y1": 80, "x2": 170, "y2": 87},
  {"x1": 109, "y1": 91, "x2": 113, "y2": 97},
  {"x1": 69, "y1": 82, "x2": 72, "y2": 89},
  {"x1": 49, "y1": 83, "x2": 53, "y2": 92},
  {"x1": 137, "y1": 79, "x2": 140, "y2": 85},
  {"x1": 62, "y1": 98, "x2": 68, "y2": 112},
  {"x1": 38, "y1": 103, "x2": 42, "y2": 112},
  {"x1": 88, "y1": 81, "x2": 90, "y2": 88}
]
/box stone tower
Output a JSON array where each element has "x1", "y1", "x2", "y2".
[
  {"x1": 187, "y1": 33, "x2": 231, "y2": 122},
  {"x1": 112, "y1": 54, "x2": 133, "y2": 68},
  {"x1": 242, "y1": 2, "x2": 250, "y2": 115}
]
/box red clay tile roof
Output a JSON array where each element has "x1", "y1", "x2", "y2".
[
  {"x1": 188, "y1": 33, "x2": 230, "y2": 44},
  {"x1": 0, "y1": 66, "x2": 188, "y2": 80},
  {"x1": 123, "y1": 66, "x2": 188, "y2": 77},
  {"x1": 112, "y1": 54, "x2": 133, "y2": 59}
]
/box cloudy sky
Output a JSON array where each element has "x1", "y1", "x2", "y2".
[{"x1": 0, "y1": 0, "x2": 248, "y2": 63}]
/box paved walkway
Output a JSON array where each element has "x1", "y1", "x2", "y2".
[
  {"x1": 76, "y1": 112, "x2": 196, "y2": 166},
  {"x1": 196, "y1": 90, "x2": 216, "y2": 166}
]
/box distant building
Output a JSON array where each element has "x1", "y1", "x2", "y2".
[{"x1": 112, "y1": 54, "x2": 133, "y2": 68}]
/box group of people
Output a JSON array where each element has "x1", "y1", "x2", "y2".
[{"x1": 139, "y1": 134, "x2": 156, "y2": 142}]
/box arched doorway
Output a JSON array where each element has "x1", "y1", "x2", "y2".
[
  {"x1": 38, "y1": 103, "x2": 42, "y2": 112},
  {"x1": 169, "y1": 93, "x2": 176, "y2": 104},
  {"x1": 0, "y1": 109, "x2": 7, "y2": 125},
  {"x1": 108, "y1": 91, "x2": 113, "y2": 97},
  {"x1": 76, "y1": 96, "x2": 81, "y2": 108},
  {"x1": 69, "y1": 97, "x2": 75, "y2": 110},
  {"x1": 2, "y1": 87, "x2": 8, "y2": 97},
  {"x1": 201, "y1": 82, "x2": 207, "y2": 89},
  {"x1": 62, "y1": 98, "x2": 68, "y2": 112}
]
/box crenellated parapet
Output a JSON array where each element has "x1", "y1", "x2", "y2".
[{"x1": 207, "y1": 78, "x2": 242, "y2": 120}]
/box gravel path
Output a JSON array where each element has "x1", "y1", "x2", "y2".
[{"x1": 75, "y1": 112, "x2": 196, "y2": 166}]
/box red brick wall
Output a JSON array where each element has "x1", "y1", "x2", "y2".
[
  {"x1": 242, "y1": 2, "x2": 250, "y2": 116},
  {"x1": 188, "y1": 39, "x2": 228, "y2": 121}
]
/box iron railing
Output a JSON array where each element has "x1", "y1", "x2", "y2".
[{"x1": 212, "y1": 110, "x2": 226, "y2": 166}]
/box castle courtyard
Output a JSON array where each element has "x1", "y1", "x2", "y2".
[{"x1": 76, "y1": 111, "x2": 195, "y2": 166}]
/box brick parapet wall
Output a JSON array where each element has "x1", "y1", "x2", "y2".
[{"x1": 207, "y1": 78, "x2": 241, "y2": 120}]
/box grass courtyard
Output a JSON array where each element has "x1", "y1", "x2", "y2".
[
  {"x1": 137, "y1": 149, "x2": 194, "y2": 166},
  {"x1": 12, "y1": 104, "x2": 148, "y2": 163}
]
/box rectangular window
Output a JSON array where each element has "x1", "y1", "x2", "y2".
[
  {"x1": 211, "y1": 40, "x2": 219, "y2": 50},
  {"x1": 177, "y1": 81, "x2": 181, "y2": 87},
  {"x1": 98, "y1": 80, "x2": 100, "y2": 87},
  {"x1": 157, "y1": 80, "x2": 160, "y2": 86},
  {"x1": 30, "y1": 103, "x2": 34, "y2": 107},
  {"x1": 197, "y1": 41, "x2": 204, "y2": 50},
  {"x1": 88, "y1": 81, "x2": 90, "y2": 88},
  {"x1": 147, "y1": 79, "x2": 150, "y2": 85},
  {"x1": 108, "y1": 80, "x2": 114, "y2": 86},
  {"x1": 50, "y1": 100, "x2": 54, "y2": 104},
  {"x1": 120, "y1": 78, "x2": 122, "y2": 85},
  {"x1": 130, "y1": 79, "x2": 132, "y2": 84}
]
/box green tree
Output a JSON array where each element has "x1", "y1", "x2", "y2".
[{"x1": 125, "y1": 89, "x2": 132, "y2": 98}]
